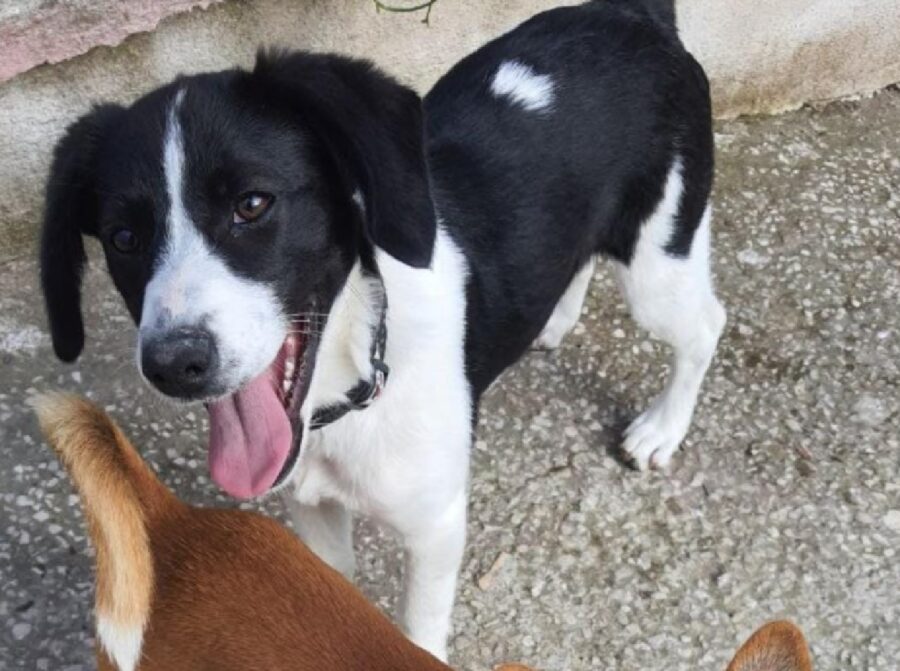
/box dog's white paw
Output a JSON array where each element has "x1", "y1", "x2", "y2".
[
  {"x1": 533, "y1": 326, "x2": 566, "y2": 350},
  {"x1": 533, "y1": 315, "x2": 576, "y2": 350},
  {"x1": 622, "y1": 402, "x2": 689, "y2": 471}
]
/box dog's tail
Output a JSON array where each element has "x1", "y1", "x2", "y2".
[
  {"x1": 640, "y1": 0, "x2": 676, "y2": 27},
  {"x1": 599, "y1": 0, "x2": 677, "y2": 29},
  {"x1": 32, "y1": 392, "x2": 176, "y2": 671}
]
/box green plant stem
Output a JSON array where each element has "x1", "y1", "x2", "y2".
[{"x1": 373, "y1": 0, "x2": 438, "y2": 24}]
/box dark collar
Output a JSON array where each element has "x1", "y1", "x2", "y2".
[{"x1": 309, "y1": 281, "x2": 389, "y2": 431}]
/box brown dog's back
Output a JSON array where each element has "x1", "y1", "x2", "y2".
[{"x1": 34, "y1": 393, "x2": 449, "y2": 671}]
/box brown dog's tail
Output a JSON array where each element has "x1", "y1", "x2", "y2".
[{"x1": 32, "y1": 392, "x2": 175, "y2": 671}]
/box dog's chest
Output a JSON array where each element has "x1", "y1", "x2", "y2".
[
  {"x1": 290, "y1": 365, "x2": 473, "y2": 529},
  {"x1": 290, "y1": 449, "x2": 352, "y2": 508},
  {"x1": 290, "y1": 397, "x2": 415, "y2": 513},
  {"x1": 290, "y1": 232, "x2": 474, "y2": 524}
]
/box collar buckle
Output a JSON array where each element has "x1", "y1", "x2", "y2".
[{"x1": 363, "y1": 361, "x2": 389, "y2": 407}]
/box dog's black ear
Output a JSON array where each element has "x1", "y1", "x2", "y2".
[
  {"x1": 252, "y1": 50, "x2": 436, "y2": 268},
  {"x1": 41, "y1": 104, "x2": 124, "y2": 362}
]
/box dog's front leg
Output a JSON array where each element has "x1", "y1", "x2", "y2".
[
  {"x1": 284, "y1": 496, "x2": 356, "y2": 579},
  {"x1": 397, "y1": 491, "x2": 467, "y2": 662}
]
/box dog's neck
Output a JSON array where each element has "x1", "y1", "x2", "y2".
[
  {"x1": 308, "y1": 271, "x2": 389, "y2": 430},
  {"x1": 300, "y1": 261, "x2": 386, "y2": 421},
  {"x1": 297, "y1": 227, "x2": 469, "y2": 450}
]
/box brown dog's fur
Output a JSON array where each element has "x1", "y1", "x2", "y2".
[
  {"x1": 34, "y1": 393, "x2": 454, "y2": 671},
  {"x1": 726, "y1": 620, "x2": 813, "y2": 671},
  {"x1": 34, "y1": 393, "x2": 812, "y2": 671}
]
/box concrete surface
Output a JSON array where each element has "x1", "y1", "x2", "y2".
[
  {"x1": 1, "y1": 88, "x2": 899, "y2": 670},
  {"x1": 2, "y1": 0, "x2": 900, "y2": 254}
]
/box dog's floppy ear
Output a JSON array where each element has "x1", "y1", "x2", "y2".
[
  {"x1": 252, "y1": 50, "x2": 437, "y2": 268},
  {"x1": 41, "y1": 104, "x2": 124, "y2": 362},
  {"x1": 727, "y1": 621, "x2": 813, "y2": 671}
]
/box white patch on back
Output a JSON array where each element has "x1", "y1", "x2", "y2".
[
  {"x1": 490, "y1": 60, "x2": 555, "y2": 112},
  {"x1": 96, "y1": 617, "x2": 143, "y2": 671},
  {"x1": 139, "y1": 88, "x2": 286, "y2": 392}
]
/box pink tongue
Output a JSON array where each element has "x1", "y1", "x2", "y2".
[{"x1": 206, "y1": 369, "x2": 293, "y2": 499}]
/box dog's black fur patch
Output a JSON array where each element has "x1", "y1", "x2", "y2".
[
  {"x1": 41, "y1": 0, "x2": 712, "y2": 405},
  {"x1": 42, "y1": 104, "x2": 126, "y2": 361},
  {"x1": 426, "y1": 0, "x2": 712, "y2": 394}
]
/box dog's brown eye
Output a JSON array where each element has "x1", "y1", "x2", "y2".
[
  {"x1": 111, "y1": 228, "x2": 138, "y2": 254},
  {"x1": 234, "y1": 192, "x2": 274, "y2": 224}
]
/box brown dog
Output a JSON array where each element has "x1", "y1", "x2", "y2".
[
  {"x1": 34, "y1": 393, "x2": 812, "y2": 671},
  {"x1": 35, "y1": 393, "x2": 456, "y2": 671}
]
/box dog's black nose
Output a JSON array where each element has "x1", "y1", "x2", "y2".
[{"x1": 141, "y1": 328, "x2": 219, "y2": 399}]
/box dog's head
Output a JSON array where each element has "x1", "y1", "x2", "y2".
[{"x1": 40, "y1": 50, "x2": 436, "y2": 498}]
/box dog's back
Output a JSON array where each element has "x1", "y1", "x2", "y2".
[
  {"x1": 34, "y1": 394, "x2": 451, "y2": 671},
  {"x1": 425, "y1": 0, "x2": 713, "y2": 394}
]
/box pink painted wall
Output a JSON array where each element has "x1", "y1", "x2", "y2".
[{"x1": 0, "y1": 0, "x2": 221, "y2": 83}]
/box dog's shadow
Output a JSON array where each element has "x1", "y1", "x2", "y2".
[{"x1": 474, "y1": 339, "x2": 635, "y2": 467}]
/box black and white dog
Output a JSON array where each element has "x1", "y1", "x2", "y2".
[{"x1": 41, "y1": 0, "x2": 724, "y2": 660}]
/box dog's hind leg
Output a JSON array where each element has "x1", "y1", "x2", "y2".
[
  {"x1": 614, "y1": 167, "x2": 725, "y2": 470},
  {"x1": 286, "y1": 498, "x2": 356, "y2": 579},
  {"x1": 534, "y1": 257, "x2": 596, "y2": 350}
]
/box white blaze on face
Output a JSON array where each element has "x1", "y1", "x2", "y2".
[
  {"x1": 138, "y1": 89, "x2": 286, "y2": 392},
  {"x1": 490, "y1": 60, "x2": 555, "y2": 113}
]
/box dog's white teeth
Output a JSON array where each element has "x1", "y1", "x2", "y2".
[{"x1": 282, "y1": 359, "x2": 296, "y2": 395}]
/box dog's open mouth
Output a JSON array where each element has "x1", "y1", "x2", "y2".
[{"x1": 205, "y1": 318, "x2": 320, "y2": 499}]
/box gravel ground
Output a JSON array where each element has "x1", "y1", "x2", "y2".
[{"x1": 1, "y1": 88, "x2": 898, "y2": 670}]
